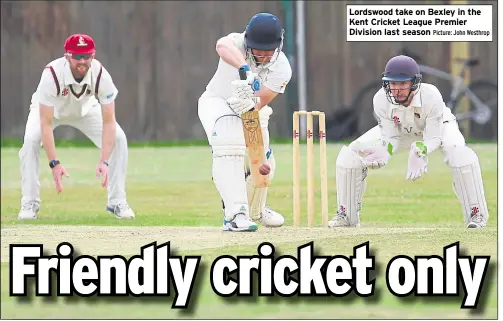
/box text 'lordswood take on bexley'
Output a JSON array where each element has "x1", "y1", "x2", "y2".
[{"x1": 346, "y1": 5, "x2": 493, "y2": 41}]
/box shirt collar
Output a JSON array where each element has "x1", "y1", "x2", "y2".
[
  {"x1": 407, "y1": 89, "x2": 422, "y2": 108},
  {"x1": 63, "y1": 61, "x2": 92, "y2": 86}
]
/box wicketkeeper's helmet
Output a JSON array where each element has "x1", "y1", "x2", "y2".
[{"x1": 382, "y1": 55, "x2": 422, "y2": 105}]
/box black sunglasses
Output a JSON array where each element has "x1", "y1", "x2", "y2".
[{"x1": 70, "y1": 54, "x2": 92, "y2": 60}]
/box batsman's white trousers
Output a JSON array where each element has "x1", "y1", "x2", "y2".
[
  {"x1": 197, "y1": 91, "x2": 273, "y2": 150},
  {"x1": 19, "y1": 104, "x2": 129, "y2": 207},
  {"x1": 198, "y1": 92, "x2": 274, "y2": 219}
]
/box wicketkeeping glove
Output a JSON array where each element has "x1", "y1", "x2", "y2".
[
  {"x1": 406, "y1": 141, "x2": 428, "y2": 181},
  {"x1": 360, "y1": 143, "x2": 392, "y2": 169}
]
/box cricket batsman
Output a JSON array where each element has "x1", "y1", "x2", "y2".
[
  {"x1": 198, "y1": 13, "x2": 293, "y2": 232},
  {"x1": 329, "y1": 55, "x2": 489, "y2": 229},
  {"x1": 17, "y1": 34, "x2": 135, "y2": 220}
]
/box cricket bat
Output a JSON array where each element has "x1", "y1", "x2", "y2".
[{"x1": 238, "y1": 67, "x2": 269, "y2": 188}]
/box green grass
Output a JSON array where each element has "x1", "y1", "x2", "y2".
[
  {"x1": 0, "y1": 143, "x2": 498, "y2": 319},
  {"x1": 1, "y1": 137, "x2": 496, "y2": 148}
]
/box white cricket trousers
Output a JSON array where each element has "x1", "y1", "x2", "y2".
[
  {"x1": 19, "y1": 105, "x2": 129, "y2": 207},
  {"x1": 197, "y1": 92, "x2": 274, "y2": 218}
]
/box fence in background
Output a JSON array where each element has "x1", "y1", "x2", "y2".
[{"x1": 1, "y1": 0, "x2": 498, "y2": 142}]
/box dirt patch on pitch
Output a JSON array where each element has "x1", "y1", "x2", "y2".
[{"x1": 1, "y1": 225, "x2": 450, "y2": 263}]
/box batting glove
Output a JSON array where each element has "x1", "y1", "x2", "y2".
[
  {"x1": 226, "y1": 96, "x2": 256, "y2": 116},
  {"x1": 406, "y1": 141, "x2": 428, "y2": 181},
  {"x1": 231, "y1": 80, "x2": 255, "y2": 100},
  {"x1": 231, "y1": 66, "x2": 260, "y2": 100}
]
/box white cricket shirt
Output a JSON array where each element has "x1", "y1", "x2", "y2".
[
  {"x1": 31, "y1": 57, "x2": 118, "y2": 119},
  {"x1": 204, "y1": 32, "x2": 293, "y2": 99},
  {"x1": 373, "y1": 83, "x2": 457, "y2": 155}
]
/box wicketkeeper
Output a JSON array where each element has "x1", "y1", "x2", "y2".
[{"x1": 329, "y1": 55, "x2": 489, "y2": 229}]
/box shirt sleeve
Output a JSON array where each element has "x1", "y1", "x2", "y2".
[
  {"x1": 228, "y1": 32, "x2": 245, "y2": 46},
  {"x1": 373, "y1": 92, "x2": 402, "y2": 154},
  {"x1": 227, "y1": 32, "x2": 247, "y2": 56},
  {"x1": 96, "y1": 66, "x2": 119, "y2": 105},
  {"x1": 422, "y1": 88, "x2": 444, "y2": 155},
  {"x1": 262, "y1": 59, "x2": 293, "y2": 94},
  {"x1": 38, "y1": 68, "x2": 58, "y2": 107}
]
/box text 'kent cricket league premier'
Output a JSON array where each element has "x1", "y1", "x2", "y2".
[
  {"x1": 9, "y1": 241, "x2": 490, "y2": 310},
  {"x1": 346, "y1": 5, "x2": 493, "y2": 42}
]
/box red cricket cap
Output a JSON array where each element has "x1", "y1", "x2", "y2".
[{"x1": 64, "y1": 34, "x2": 96, "y2": 55}]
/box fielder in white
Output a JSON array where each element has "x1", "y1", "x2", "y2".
[
  {"x1": 198, "y1": 13, "x2": 292, "y2": 232},
  {"x1": 18, "y1": 33, "x2": 135, "y2": 220},
  {"x1": 329, "y1": 55, "x2": 489, "y2": 229}
]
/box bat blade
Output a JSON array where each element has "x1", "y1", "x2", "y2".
[
  {"x1": 238, "y1": 66, "x2": 269, "y2": 188},
  {"x1": 239, "y1": 67, "x2": 269, "y2": 188},
  {"x1": 242, "y1": 110, "x2": 269, "y2": 188}
]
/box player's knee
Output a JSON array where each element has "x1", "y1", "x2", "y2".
[
  {"x1": 259, "y1": 106, "x2": 273, "y2": 128},
  {"x1": 210, "y1": 115, "x2": 246, "y2": 157},
  {"x1": 336, "y1": 145, "x2": 363, "y2": 169},
  {"x1": 348, "y1": 139, "x2": 371, "y2": 155},
  {"x1": 259, "y1": 106, "x2": 272, "y2": 150},
  {"x1": 441, "y1": 121, "x2": 466, "y2": 147},
  {"x1": 444, "y1": 145, "x2": 478, "y2": 167},
  {"x1": 347, "y1": 140, "x2": 360, "y2": 151}
]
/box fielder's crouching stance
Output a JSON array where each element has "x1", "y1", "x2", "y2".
[
  {"x1": 329, "y1": 55, "x2": 489, "y2": 229},
  {"x1": 18, "y1": 34, "x2": 134, "y2": 220},
  {"x1": 198, "y1": 13, "x2": 292, "y2": 232}
]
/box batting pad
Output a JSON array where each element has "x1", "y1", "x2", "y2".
[
  {"x1": 211, "y1": 115, "x2": 249, "y2": 221},
  {"x1": 336, "y1": 146, "x2": 368, "y2": 227},
  {"x1": 246, "y1": 149, "x2": 275, "y2": 220},
  {"x1": 445, "y1": 146, "x2": 489, "y2": 225}
]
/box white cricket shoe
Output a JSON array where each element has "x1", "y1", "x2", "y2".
[
  {"x1": 18, "y1": 202, "x2": 40, "y2": 220},
  {"x1": 258, "y1": 206, "x2": 284, "y2": 227},
  {"x1": 222, "y1": 213, "x2": 258, "y2": 232},
  {"x1": 328, "y1": 212, "x2": 353, "y2": 228},
  {"x1": 107, "y1": 203, "x2": 135, "y2": 219},
  {"x1": 467, "y1": 213, "x2": 486, "y2": 228}
]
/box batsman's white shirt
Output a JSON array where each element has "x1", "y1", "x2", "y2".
[
  {"x1": 31, "y1": 57, "x2": 118, "y2": 118},
  {"x1": 205, "y1": 32, "x2": 292, "y2": 99},
  {"x1": 354, "y1": 83, "x2": 463, "y2": 154},
  {"x1": 199, "y1": 32, "x2": 292, "y2": 141}
]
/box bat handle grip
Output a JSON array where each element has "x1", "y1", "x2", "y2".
[
  {"x1": 239, "y1": 65, "x2": 257, "y2": 112},
  {"x1": 238, "y1": 66, "x2": 247, "y2": 80}
]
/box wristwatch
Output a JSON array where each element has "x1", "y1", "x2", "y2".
[{"x1": 49, "y1": 160, "x2": 60, "y2": 169}]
